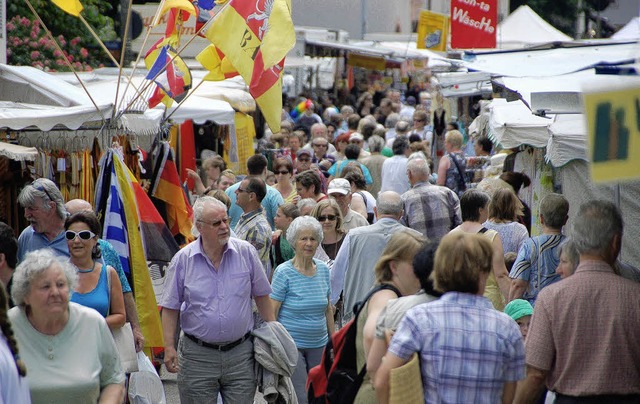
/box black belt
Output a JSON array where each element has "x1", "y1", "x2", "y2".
[{"x1": 184, "y1": 332, "x2": 252, "y2": 352}]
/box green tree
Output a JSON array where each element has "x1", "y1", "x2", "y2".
[{"x1": 6, "y1": 0, "x2": 117, "y2": 70}]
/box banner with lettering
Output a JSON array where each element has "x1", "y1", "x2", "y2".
[
  {"x1": 417, "y1": 10, "x2": 449, "y2": 52},
  {"x1": 450, "y1": 0, "x2": 497, "y2": 49}
]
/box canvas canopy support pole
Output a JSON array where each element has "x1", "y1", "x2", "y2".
[
  {"x1": 23, "y1": 0, "x2": 104, "y2": 124},
  {"x1": 113, "y1": 0, "x2": 136, "y2": 120}
]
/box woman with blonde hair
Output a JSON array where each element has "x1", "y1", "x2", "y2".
[
  {"x1": 437, "y1": 130, "x2": 467, "y2": 197},
  {"x1": 311, "y1": 199, "x2": 345, "y2": 261},
  {"x1": 354, "y1": 231, "x2": 426, "y2": 403}
]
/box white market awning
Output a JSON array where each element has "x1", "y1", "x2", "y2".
[
  {"x1": 546, "y1": 114, "x2": 589, "y2": 168},
  {"x1": 489, "y1": 99, "x2": 552, "y2": 149},
  {"x1": 0, "y1": 142, "x2": 38, "y2": 161},
  {"x1": 0, "y1": 101, "x2": 112, "y2": 131}
]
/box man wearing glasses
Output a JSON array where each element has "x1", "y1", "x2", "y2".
[
  {"x1": 161, "y1": 196, "x2": 274, "y2": 404},
  {"x1": 330, "y1": 191, "x2": 421, "y2": 323},
  {"x1": 303, "y1": 123, "x2": 337, "y2": 156}
]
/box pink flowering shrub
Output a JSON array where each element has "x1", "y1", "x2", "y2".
[{"x1": 6, "y1": 16, "x2": 98, "y2": 72}]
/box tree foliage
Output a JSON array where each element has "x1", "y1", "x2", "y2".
[{"x1": 6, "y1": 0, "x2": 118, "y2": 70}]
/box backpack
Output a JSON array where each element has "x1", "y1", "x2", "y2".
[{"x1": 307, "y1": 283, "x2": 401, "y2": 404}]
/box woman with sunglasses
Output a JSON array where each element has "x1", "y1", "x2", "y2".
[
  {"x1": 273, "y1": 158, "x2": 297, "y2": 203},
  {"x1": 65, "y1": 212, "x2": 125, "y2": 331},
  {"x1": 311, "y1": 199, "x2": 345, "y2": 261}
]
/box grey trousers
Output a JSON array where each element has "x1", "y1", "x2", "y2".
[
  {"x1": 177, "y1": 334, "x2": 256, "y2": 404},
  {"x1": 291, "y1": 347, "x2": 324, "y2": 404}
]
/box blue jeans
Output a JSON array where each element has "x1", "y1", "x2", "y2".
[
  {"x1": 177, "y1": 333, "x2": 256, "y2": 404},
  {"x1": 291, "y1": 347, "x2": 324, "y2": 404}
]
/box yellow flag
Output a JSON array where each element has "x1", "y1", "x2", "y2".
[
  {"x1": 157, "y1": 0, "x2": 196, "y2": 21},
  {"x1": 196, "y1": 45, "x2": 239, "y2": 81},
  {"x1": 51, "y1": 0, "x2": 83, "y2": 16},
  {"x1": 259, "y1": 0, "x2": 295, "y2": 70},
  {"x1": 113, "y1": 156, "x2": 164, "y2": 348}
]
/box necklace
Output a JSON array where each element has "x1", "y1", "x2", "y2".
[{"x1": 75, "y1": 261, "x2": 96, "y2": 273}]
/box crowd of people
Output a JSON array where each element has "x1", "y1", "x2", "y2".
[{"x1": 1, "y1": 88, "x2": 640, "y2": 404}]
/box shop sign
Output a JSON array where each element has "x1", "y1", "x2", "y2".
[
  {"x1": 450, "y1": 0, "x2": 497, "y2": 49},
  {"x1": 417, "y1": 10, "x2": 449, "y2": 52},
  {"x1": 347, "y1": 54, "x2": 387, "y2": 71},
  {"x1": 583, "y1": 85, "x2": 640, "y2": 183}
]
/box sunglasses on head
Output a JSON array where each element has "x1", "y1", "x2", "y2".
[
  {"x1": 317, "y1": 215, "x2": 337, "y2": 222},
  {"x1": 31, "y1": 181, "x2": 55, "y2": 202},
  {"x1": 65, "y1": 230, "x2": 97, "y2": 241}
]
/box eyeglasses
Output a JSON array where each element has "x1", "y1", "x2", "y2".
[
  {"x1": 275, "y1": 170, "x2": 290, "y2": 175},
  {"x1": 317, "y1": 215, "x2": 337, "y2": 222},
  {"x1": 65, "y1": 230, "x2": 97, "y2": 241},
  {"x1": 31, "y1": 181, "x2": 55, "y2": 202},
  {"x1": 236, "y1": 188, "x2": 250, "y2": 193},
  {"x1": 414, "y1": 119, "x2": 425, "y2": 122},
  {"x1": 297, "y1": 158, "x2": 311, "y2": 162},
  {"x1": 312, "y1": 143, "x2": 328, "y2": 147},
  {"x1": 198, "y1": 217, "x2": 230, "y2": 227}
]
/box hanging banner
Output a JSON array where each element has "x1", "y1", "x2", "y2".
[
  {"x1": 347, "y1": 54, "x2": 387, "y2": 71},
  {"x1": 417, "y1": 10, "x2": 449, "y2": 52},
  {"x1": 583, "y1": 84, "x2": 640, "y2": 183},
  {"x1": 225, "y1": 112, "x2": 254, "y2": 175},
  {"x1": 450, "y1": 0, "x2": 497, "y2": 49}
]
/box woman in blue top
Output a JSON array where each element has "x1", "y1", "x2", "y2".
[
  {"x1": 66, "y1": 211, "x2": 125, "y2": 331},
  {"x1": 270, "y1": 216, "x2": 335, "y2": 404}
]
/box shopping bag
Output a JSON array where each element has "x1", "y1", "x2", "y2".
[
  {"x1": 128, "y1": 351, "x2": 166, "y2": 404},
  {"x1": 112, "y1": 322, "x2": 139, "y2": 373}
]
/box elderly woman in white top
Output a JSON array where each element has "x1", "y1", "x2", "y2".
[{"x1": 9, "y1": 249, "x2": 124, "y2": 404}]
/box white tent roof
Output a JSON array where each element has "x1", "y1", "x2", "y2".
[
  {"x1": 0, "y1": 100, "x2": 112, "y2": 131},
  {"x1": 612, "y1": 17, "x2": 640, "y2": 40},
  {"x1": 463, "y1": 41, "x2": 639, "y2": 77},
  {"x1": 0, "y1": 142, "x2": 38, "y2": 161},
  {"x1": 497, "y1": 5, "x2": 573, "y2": 49},
  {"x1": 545, "y1": 114, "x2": 589, "y2": 167},
  {"x1": 489, "y1": 99, "x2": 552, "y2": 148}
]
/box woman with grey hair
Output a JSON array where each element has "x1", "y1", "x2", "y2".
[
  {"x1": 9, "y1": 249, "x2": 125, "y2": 403},
  {"x1": 556, "y1": 238, "x2": 579, "y2": 279},
  {"x1": 270, "y1": 216, "x2": 335, "y2": 404}
]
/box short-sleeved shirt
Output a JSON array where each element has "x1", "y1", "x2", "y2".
[
  {"x1": 482, "y1": 220, "x2": 529, "y2": 254},
  {"x1": 526, "y1": 260, "x2": 640, "y2": 396},
  {"x1": 327, "y1": 160, "x2": 373, "y2": 185},
  {"x1": 389, "y1": 292, "x2": 525, "y2": 403},
  {"x1": 509, "y1": 234, "x2": 565, "y2": 306},
  {"x1": 160, "y1": 237, "x2": 272, "y2": 343},
  {"x1": 401, "y1": 182, "x2": 462, "y2": 241},
  {"x1": 374, "y1": 290, "x2": 438, "y2": 339},
  {"x1": 9, "y1": 303, "x2": 124, "y2": 404},
  {"x1": 235, "y1": 209, "x2": 273, "y2": 275},
  {"x1": 17, "y1": 226, "x2": 67, "y2": 263},
  {"x1": 270, "y1": 259, "x2": 330, "y2": 349},
  {"x1": 227, "y1": 182, "x2": 284, "y2": 231}
]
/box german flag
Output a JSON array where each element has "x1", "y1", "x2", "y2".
[{"x1": 149, "y1": 141, "x2": 194, "y2": 245}]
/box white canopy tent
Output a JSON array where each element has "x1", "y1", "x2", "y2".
[
  {"x1": 497, "y1": 5, "x2": 573, "y2": 49},
  {"x1": 545, "y1": 114, "x2": 640, "y2": 272},
  {"x1": 488, "y1": 99, "x2": 552, "y2": 149},
  {"x1": 612, "y1": 17, "x2": 640, "y2": 40},
  {"x1": 463, "y1": 41, "x2": 639, "y2": 77}
]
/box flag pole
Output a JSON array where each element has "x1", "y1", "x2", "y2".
[
  {"x1": 78, "y1": 15, "x2": 121, "y2": 67},
  {"x1": 121, "y1": 1, "x2": 232, "y2": 114},
  {"x1": 112, "y1": 0, "x2": 136, "y2": 120},
  {"x1": 116, "y1": 0, "x2": 168, "y2": 112},
  {"x1": 22, "y1": 0, "x2": 105, "y2": 123},
  {"x1": 162, "y1": 79, "x2": 205, "y2": 122}
]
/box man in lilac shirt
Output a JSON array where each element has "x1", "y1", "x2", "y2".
[{"x1": 161, "y1": 196, "x2": 275, "y2": 403}]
